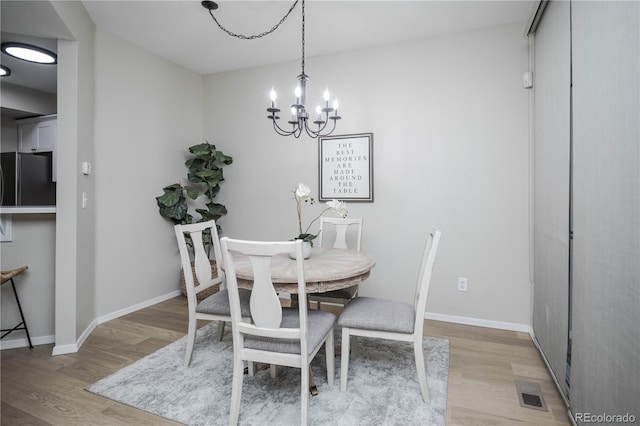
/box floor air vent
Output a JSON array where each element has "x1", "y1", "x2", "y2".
[{"x1": 515, "y1": 380, "x2": 548, "y2": 411}]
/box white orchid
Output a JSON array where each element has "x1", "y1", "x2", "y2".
[
  {"x1": 292, "y1": 184, "x2": 348, "y2": 244},
  {"x1": 295, "y1": 183, "x2": 312, "y2": 200},
  {"x1": 326, "y1": 199, "x2": 348, "y2": 218}
]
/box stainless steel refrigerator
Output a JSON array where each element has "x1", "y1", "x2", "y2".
[{"x1": 0, "y1": 151, "x2": 56, "y2": 206}]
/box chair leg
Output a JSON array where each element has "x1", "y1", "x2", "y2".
[
  {"x1": 270, "y1": 364, "x2": 277, "y2": 379},
  {"x1": 184, "y1": 316, "x2": 197, "y2": 366},
  {"x1": 340, "y1": 327, "x2": 351, "y2": 392},
  {"x1": 10, "y1": 279, "x2": 33, "y2": 349},
  {"x1": 301, "y1": 363, "x2": 309, "y2": 426},
  {"x1": 229, "y1": 354, "x2": 244, "y2": 426},
  {"x1": 216, "y1": 320, "x2": 226, "y2": 341},
  {"x1": 325, "y1": 329, "x2": 335, "y2": 386},
  {"x1": 414, "y1": 338, "x2": 431, "y2": 404}
]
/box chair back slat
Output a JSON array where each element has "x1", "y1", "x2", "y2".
[
  {"x1": 192, "y1": 230, "x2": 213, "y2": 285},
  {"x1": 318, "y1": 217, "x2": 363, "y2": 251},
  {"x1": 413, "y1": 227, "x2": 442, "y2": 336},
  {"x1": 174, "y1": 220, "x2": 224, "y2": 307},
  {"x1": 247, "y1": 255, "x2": 282, "y2": 329},
  {"x1": 221, "y1": 238, "x2": 307, "y2": 344}
]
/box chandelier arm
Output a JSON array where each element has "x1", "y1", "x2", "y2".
[
  {"x1": 316, "y1": 119, "x2": 338, "y2": 138},
  {"x1": 307, "y1": 120, "x2": 327, "y2": 138},
  {"x1": 304, "y1": 124, "x2": 320, "y2": 139},
  {"x1": 272, "y1": 119, "x2": 296, "y2": 137},
  {"x1": 205, "y1": 0, "x2": 299, "y2": 40},
  {"x1": 272, "y1": 118, "x2": 305, "y2": 139},
  {"x1": 325, "y1": 119, "x2": 338, "y2": 136}
]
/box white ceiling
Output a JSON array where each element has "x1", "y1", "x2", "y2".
[
  {"x1": 83, "y1": 0, "x2": 536, "y2": 74},
  {"x1": 0, "y1": 1, "x2": 536, "y2": 96}
]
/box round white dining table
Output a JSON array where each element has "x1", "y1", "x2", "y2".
[{"x1": 228, "y1": 247, "x2": 376, "y2": 294}]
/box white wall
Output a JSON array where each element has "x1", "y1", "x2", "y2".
[
  {"x1": 0, "y1": 84, "x2": 57, "y2": 116},
  {"x1": 92, "y1": 30, "x2": 204, "y2": 317},
  {"x1": 204, "y1": 24, "x2": 532, "y2": 326},
  {"x1": 51, "y1": 0, "x2": 97, "y2": 353},
  {"x1": 1, "y1": 116, "x2": 19, "y2": 151},
  {"x1": 0, "y1": 215, "x2": 56, "y2": 344}
]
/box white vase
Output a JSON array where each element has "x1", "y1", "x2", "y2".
[{"x1": 289, "y1": 241, "x2": 312, "y2": 259}]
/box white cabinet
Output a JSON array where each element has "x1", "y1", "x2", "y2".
[{"x1": 18, "y1": 115, "x2": 57, "y2": 153}]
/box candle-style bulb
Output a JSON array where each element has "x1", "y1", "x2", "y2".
[
  {"x1": 269, "y1": 88, "x2": 277, "y2": 102},
  {"x1": 290, "y1": 107, "x2": 297, "y2": 117},
  {"x1": 323, "y1": 88, "x2": 330, "y2": 102},
  {"x1": 294, "y1": 86, "x2": 302, "y2": 98},
  {"x1": 333, "y1": 99, "x2": 339, "y2": 110}
]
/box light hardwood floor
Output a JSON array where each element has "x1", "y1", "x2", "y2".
[{"x1": 1, "y1": 296, "x2": 571, "y2": 425}]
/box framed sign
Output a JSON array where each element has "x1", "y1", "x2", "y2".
[{"x1": 319, "y1": 133, "x2": 373, "y2": 201}]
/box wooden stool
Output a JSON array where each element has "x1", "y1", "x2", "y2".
[{"x1": 1, "y1": 266, "x2": 33, "y2": 349}]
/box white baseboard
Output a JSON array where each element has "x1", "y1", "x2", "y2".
[
  {"x1": 51, "y1": 341, "x2": 79, "y2": 356},
  {"x1": 51, "y1": 316, "x2": 100, "y2": 355},
  {"x1": 424, "y1": 311, "x2": 530, "y2": 333},
  {"x1": 95, "y1": 290, "x2": 182, "y2": 325},
  {"x1": 51, "y1": 290, "x2": 183, "y2": 356},
  {"x1": 0, "y1": 334, "x2": 55, "y2": 350}
]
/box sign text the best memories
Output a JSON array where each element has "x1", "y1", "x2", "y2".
[{"x1": 319, "y1": 133, "x2": 373, "y2": 201}]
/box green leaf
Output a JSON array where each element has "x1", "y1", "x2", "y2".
[
  {"x1": 156, "y1": 191, "x2": 181, "y2": 207},
  {"x1": 195, "y1": 169, "x2": 217, "y2": 178},
  {"x1": 162, "y1": 183, "x2": 183, "y2": 191},
  {"x1": 214, "y1": 151, "x2": 233, "y2": 165},
  {"x1": 159, "y1": 199, "x2": 188, "y2": 221},
  {"x1": 184, "y1": 186, "x2": 200, "y2": 199},
  {"x1": 205, "y1": 185, "x2": 221, "y2": 199},
  {"x1": 187, "y1": 172, "x2": 203, "y2": 184},
  {"x1": 189, "y1": 143, "x2": 211, "y2": 157}
]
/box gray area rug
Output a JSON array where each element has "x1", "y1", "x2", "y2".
[{"x1": 87, "y1": 322, "x2": 449, "y2": 425}]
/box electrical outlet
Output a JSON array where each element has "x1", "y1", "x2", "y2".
[{"x1": 457, "y1": 277, "x2": 468, "y2": 292}]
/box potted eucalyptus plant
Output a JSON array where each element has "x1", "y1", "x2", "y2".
[{"x1": 156, "y1": 141, "x2": 233, "y2": 299}]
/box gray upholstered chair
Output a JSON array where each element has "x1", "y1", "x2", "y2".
[
  {"x1": 220, "y1": 237, "x2": 336, "y2": 426},
  {"x1": 174, "y1": 220, "x2": 252, "y2": 367},
  {"x1": 308, "y1": 216, "x2": 363, "y2": 309},
  {"x1": 338, "y1": 226, "x2": 441, "y2": 404}
]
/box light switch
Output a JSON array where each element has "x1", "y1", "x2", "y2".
[
  {"x1": 522, "y1": 71, "x2": 533, "y2": 89},
  {"x1": 0, "y1": 215, "x2": 13, "y2": 242}
]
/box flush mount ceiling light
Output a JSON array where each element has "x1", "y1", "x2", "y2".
[
  {"x1": 202, "y1": 0, "x2": 342, "y2": 139},
  {"x1": 1, "y1": 42, "x2": 57, "y2": 64},
  {"x1": 0, "y1": 65, "x2": 10, "y2": 76}
]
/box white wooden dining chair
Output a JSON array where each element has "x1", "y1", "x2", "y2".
[
  {"x1": 338, "y1": 226, "x2": 441, "y2": 404},
  {"x1": 174, "y1": 220, "x2": 252, "y2": 367},
  {"x1": 308, "y1": 216, "x2": 363, "y2": 309},
  {"x1": 220, "y1": 237, "x2": 336, "y2": 426}
]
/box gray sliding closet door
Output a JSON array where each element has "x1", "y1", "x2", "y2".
[
  {"x1": 571, "y1": 0, "x2": 640, "y2": 419},
  {"x1": 532, "y1": 0, "x2": 571, "y2": 398}
]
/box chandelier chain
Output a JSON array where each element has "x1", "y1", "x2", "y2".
[
  {"x1": 301, "y1": 0, "x2": 306, "y2": 75},
  {"x1": 206, "y1": 0, "x2": 299, "y2": 40}
]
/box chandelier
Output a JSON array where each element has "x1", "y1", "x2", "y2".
[{"x1": 202, "y1": 0, "x2": 342, "y2": 139}]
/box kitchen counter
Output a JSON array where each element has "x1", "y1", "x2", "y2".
[{"x1": 0, "y1": 206, "x2": 56, "y2": 214}]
